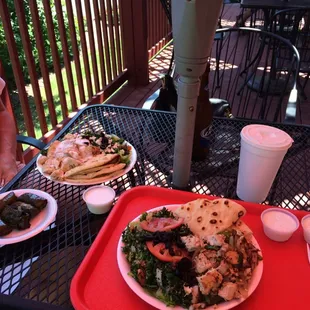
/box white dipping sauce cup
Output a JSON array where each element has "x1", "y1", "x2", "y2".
[
  {"x1": 301, "y1": 214, "x2": 310, "y2": 244},
  {"x1": 261, "y1": 208, "x2": 299, "y2": 242},
  {"x1": 83, "y1": 185, "x2": 115, "y2": 215},
  {"x1": 237, "y1": 125, "x2": 293, "y2": 203}
]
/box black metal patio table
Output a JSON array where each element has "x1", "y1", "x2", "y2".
[
  {"x1": 1, "y1": 104, "x2": 310, "y2": 309},
  {"x1": 241, "y1": 0, "x2": 310, "y2": 30},
  {"x1": 241, "y1": 0, "x2": 310, "y2": 10}
]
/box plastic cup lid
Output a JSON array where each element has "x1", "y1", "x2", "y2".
[{"x1": 241, "y1": 124, "x2": 293, "y2": 151}]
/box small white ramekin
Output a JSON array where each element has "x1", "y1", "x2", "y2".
[
  {"x1": 261, "y1": 208, "x2": 299, "y2": 242},
  {"x1": 301, "y1": 214, "x2": 310, "y2": 244},
  {"x1": 82, "y1": 185, "x2": 115, "y2": 215}
]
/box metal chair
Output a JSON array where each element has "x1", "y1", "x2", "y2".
[
  {"x1": 144, "y1": 27, "x2": 300, "y2": 123},
  {"x1": 267, "y1": 8, "x2": 310, "y2": 99},
  {"x1": 209, "y1": 27, "x2": 300, "y2": 123}
]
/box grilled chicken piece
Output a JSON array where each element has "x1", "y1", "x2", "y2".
[
  {"x1": 66, "y1": 150, "x2": 80, "y2": 160},
  {"x1": 60, "y1": 157, "x2": 81, "y2": 172},
  {"x1": 218, "y1": 282, "x2": 238, "y2": 301},
  {"x1": 63, "y1": 133, "x2": 77, "y2": 140},
  {"x1": 217, "y1": 243, "x2": 230, "y2": 257},
  {"x1": 203, "y1": 234, "x2": 225, "y2": 246},
  {"x1": 244, "y1": 268, "x2": 252, "y2": 282},
  {"x1": 38, "y1": 155, "x2": 47, "y2": 165},
  {"x1": 77, "y1": 144, "x2": 100, "y2": 161},
  {"x1": 194, "y1": 250, "x2": 217, "y2": 274},
  {"x1": 42, "y1": 158, "x2": 61, "y2": 174},
  {"x1": 184, "y1": 285, "x2": 200, "y2": 304},
  {"x1": 225, "y1": 251, "x2": 239, "y2": 265},
  {"x1": 181, "y1": 235, "x2": 202, "y2": 252},
  {"x1": 217, "y1": 260, "x2": 229, "y2": 276},
  {"x1": 50, "y1": 169, "x2": 64, "y2": 180},
  {"x1": 47, "y1": 140, "x2": 61, "y2": 157},
  {"x1": 196, "y1": 269, "x2": 223, "y2": 295}
]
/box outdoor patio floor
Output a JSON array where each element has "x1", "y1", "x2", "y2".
[{"x1": 105, "y1": 3, "x2": 310, "y2": 125}]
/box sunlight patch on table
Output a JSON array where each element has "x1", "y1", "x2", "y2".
[
  {"x1": 144, "y1": 161, "x2": 168, "y2": 186},
  {"x1": 0, "y1": 258, "x2": 38, "y2": 294}
]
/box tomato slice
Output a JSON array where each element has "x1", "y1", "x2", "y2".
[
  {"x1": 146, "y1": 241, "x2": 188, "y2": 262},
  {"x1": 140, "y1": 217, "x2": 184, "y2": 232}
]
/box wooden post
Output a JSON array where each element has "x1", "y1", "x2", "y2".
[{"x1": 119, "y1": 0, "x2": 149, "y2": 86}]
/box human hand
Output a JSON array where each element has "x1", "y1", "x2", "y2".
[{"x1": 0, "y1": 155, "x2": 18, "y2": 186}]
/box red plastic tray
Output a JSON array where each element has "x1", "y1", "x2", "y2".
[{"x1": 70, "y1": 186, "x2": 309, "y2": 310}]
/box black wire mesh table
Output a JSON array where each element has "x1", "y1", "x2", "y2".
[{"x1": 1, "y1": 104, "x2": 310, "y2": 309}]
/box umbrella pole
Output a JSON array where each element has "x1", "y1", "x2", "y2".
[
  {"x1": 172, "y1": 76, "x2": 200, "y2": 189},
  {"x1": 170, "y1": 0, "x2": 223, "y2": 189}
]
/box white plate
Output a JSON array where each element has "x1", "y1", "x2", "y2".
[
  {"x1": 0, "y1": 189, "x2": 58, "y2": 245},
  {"x1": 117, "y1": 205, "x2": 263, "y2": 310},
  {"x1": 36, "y1": 141, "x2": 137, "y2": 186}
]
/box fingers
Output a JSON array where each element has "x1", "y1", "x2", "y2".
[
  {"x1": 3, "y1": 174, "x2": 13, "y2": 186},
  {"x1": 0, "y1": 169, "x2": 3, "y2": 187},
  {"x1": 0, "y1": 169, "x2": 16, "y2": 186},
  {"x1": 17, "y1": 163, "x2": 25, "y2": 171},
  {"x1": 0, "y1": 159, "x2": 18, "y2": 186}
]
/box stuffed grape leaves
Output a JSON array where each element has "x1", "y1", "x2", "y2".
[
  {"x1": 18, "y1": 193, "x2": 48, "y2": 210},
  {"x1": 0, "y1": 220, "x2": 13, "y2": 236},
  {"x1": 0, "y1": 192, "x2": 18, "y2": 213},
  {"x1": 1, "y1": 205, "x2": 31, "y2": 230},
  {"x1": 0, "y1": 191, "x2": 49, "y2": 236}
]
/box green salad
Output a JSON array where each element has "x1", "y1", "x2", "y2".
[{"x1": 121, "y1": 200, "x2": 263, "y2": 310}]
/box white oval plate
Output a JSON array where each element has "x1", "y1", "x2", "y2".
[
  {"x1": 0, "y1": 189, "x2": 58, "y2": 245},
  {"x1": 36, "y1": 141, "x2": 137, "y2": 186},
  {"x1": 117, "y1": 205, "x2": 263, "y2": 310}
]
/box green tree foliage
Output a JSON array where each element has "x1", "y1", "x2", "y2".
[{"x1": 0, "y1": 0, "x2": 79, "y2": 90}]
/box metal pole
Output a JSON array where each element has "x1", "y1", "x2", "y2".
[
  {"x1": 171, "y1": 0, "x2": 222, "y2": 189},
  {"x1": 172, "y1": 77, "x2": 200, "y2": 188}
]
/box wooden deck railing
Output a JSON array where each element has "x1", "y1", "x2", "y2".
[
  {"x1": 147, "y1": 0, "x2": 172, "y2": 59},
  {"x1": 0, "y1": 0, "x2": 171, "y2": 162}
]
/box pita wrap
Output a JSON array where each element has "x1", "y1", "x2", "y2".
[
  {"x1": 67, "y1": 163, "x2": 126, "y2": 180},
  {"x1": 64, "y1": 154, "x2": 119, "y2": 178},
  {"x1": 174, "y1": 198, "x2": 246, "y2": 238}
]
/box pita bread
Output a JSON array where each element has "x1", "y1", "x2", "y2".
[
  {"x1": 79, "y1": 164, "x2": 115, "y2": 174},
  {"x1": 231, "y1": 220, "x2": 252, "y2": 236},
  {"x1": 174, "y1": 198, "x2": 246, "y2": 238},
  {"x1": 67, "y1": 163, "x2": 126, "y2": 180},
  {"x1": 64, "y1": 154, "x2": 119, "y2": 178},
  {"x1": 65, "y1": 170, "x2": 123, "y2": 184}
]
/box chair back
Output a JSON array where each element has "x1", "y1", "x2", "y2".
[
  {"x1": 269, "y1": 9, "x2": 310, "y2": 96},
  {"x1": 209, "y1": 27, "x2": 300, "y2": 122}
]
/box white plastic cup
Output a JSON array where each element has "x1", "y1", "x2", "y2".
[
  {"x1": 237, "y1": 125, "x2": 293, "y2": 203},
  {"x1": 301, "y1": 214, "x2": 310, "y2": 244}
]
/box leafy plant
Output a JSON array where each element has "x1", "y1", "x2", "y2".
[{"x1": 0, "y1": 0, "x2": 80, "y2": 91}]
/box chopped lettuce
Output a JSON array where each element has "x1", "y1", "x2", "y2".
[{"x1": 120, "y1": 154, "x2": 130, "y2": 165}]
